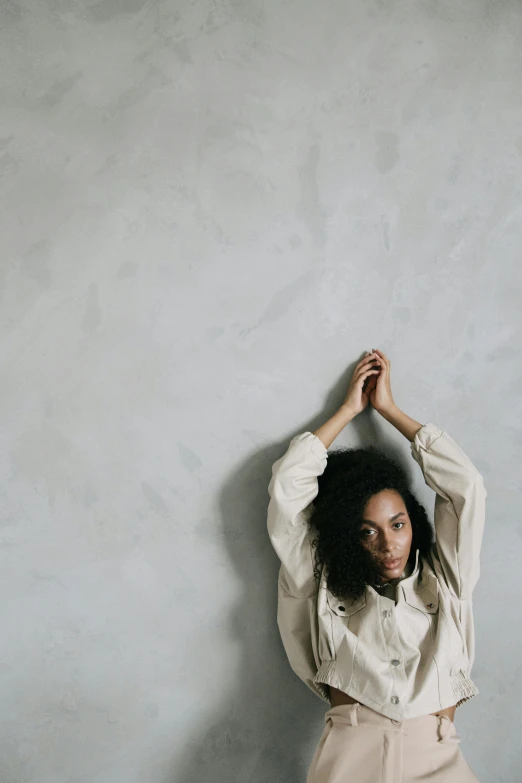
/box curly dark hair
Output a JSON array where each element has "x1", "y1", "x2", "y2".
[{"x1": 308, "y1": 444, "x2": 434, "y2": 600}]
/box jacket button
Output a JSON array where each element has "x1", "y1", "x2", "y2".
[
  {"x1": 382, "y1": 609, "x2": 390, "y2": 618},
  {"x1": 338, "y1": 606, "x2": 345, "y2": 612},
  {"x1": 391, "y1": 659, "x2": 400, "y2": 667},
  {"x1": 391, "y1": 696, "x2": 399, "y2": 704},
  {"x1": 426, "y1": 603, "x2": 434, "y2": 608}
]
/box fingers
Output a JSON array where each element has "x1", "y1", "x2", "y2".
[
  {"x1": 355, "y1": 350, "x2": 384, "y2": 377},
  {"x1": 360, "y1": 351, "x2": 380, "y2": 366},
  {"x1": 357, "y1": 366, "x2": 380, "y2": 382},
  {"x1": 371, "y1": 348, "x2": 389, "y2": 366},
  {"x1": 358, "y1": 356, "x2": 379, "y2": 370}
]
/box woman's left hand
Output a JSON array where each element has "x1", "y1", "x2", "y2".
[{"x1": 366, "y1": 348, "x2": 396, "y2": 413}]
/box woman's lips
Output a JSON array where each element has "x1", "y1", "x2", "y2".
[{"x1": 382, "y1": 557, "x2": 401, "y2": 568}]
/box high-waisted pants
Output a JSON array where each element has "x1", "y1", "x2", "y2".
[{"x1": 306, "y1": 702, "x2": 480, "y2": 783}]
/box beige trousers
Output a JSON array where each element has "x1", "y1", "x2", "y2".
[{"x1": 306, "y1": 702, "x2": 480, "y2": 783}]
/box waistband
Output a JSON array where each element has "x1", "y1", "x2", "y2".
[{"x1": 324, "y1": 702, "x2": 460, "y2": 744}]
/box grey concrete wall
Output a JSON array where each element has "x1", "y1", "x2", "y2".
[{"x1": 1, "y1": 1, "x2": 521, "y2": 781}]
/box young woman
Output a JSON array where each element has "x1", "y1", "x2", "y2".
[{"x1": 267, "y1": 348, "x2": 486, "y2": 782}]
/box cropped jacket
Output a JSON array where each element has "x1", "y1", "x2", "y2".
[{"x1": 267, "y1": 423, "x2": 487, "y2": 720}]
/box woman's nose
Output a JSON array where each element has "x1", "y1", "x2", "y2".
[{"x1": 380, "y1": 533, "x2": 394, "y2": 550}]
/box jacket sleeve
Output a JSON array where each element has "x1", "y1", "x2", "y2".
[
  {"x1": 267, "y1": 431, "x2": 328, "y2": 598},
  {"x1": 267, "y1": 431, "x2": 331, "y2": 704},
  {"x1": 410, "y1": 423, "x2": 487, "y2": 600}
]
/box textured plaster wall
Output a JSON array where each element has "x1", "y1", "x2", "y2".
[{"x1": 1, "y1": 1, "x2": 521, "y2": 782}]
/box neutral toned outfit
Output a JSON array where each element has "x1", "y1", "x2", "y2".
[
  {"x1": 306, "y1": 702, "x2": 480, "y2": 782},
  {"x1": 267, "y1": 423, "x2": 487, "y2": 781}
]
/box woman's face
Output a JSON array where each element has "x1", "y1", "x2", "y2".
[{"x1": 359, "y1": 489, "x2": 413, "y2": 582}]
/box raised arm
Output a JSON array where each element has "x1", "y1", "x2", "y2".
[
  {"x1": 409, "y1": 423, "x2": 487, "y2": 599},
  {"x1": 267, "y1": 431, "x2": 328, "y2": 598},
  {"x1": 266, "y1": 427, "x2": 332, "y2": 703},
  {"x1": 367, "y1": 349, "x2": 487, "y2": 599},
  {"x1": 376, "y1": 407, "x2": 486, "y2": 601},
  {"x1": 268, "y1": 351, "x2": 382, "y2": 596},
  {"x1": 267, "y1": 403, "x2": 363, "y2": 704}
]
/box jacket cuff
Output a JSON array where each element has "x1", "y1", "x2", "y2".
[
  {"x1": 290, "y1": 431, "x2": 328, "y2": 459},
  {"x1": 300, "y1": 432, "x2": 328, "y2": 460},
  {"x1": 411, "y1": 422, "x2": 444, "y2": 454}
]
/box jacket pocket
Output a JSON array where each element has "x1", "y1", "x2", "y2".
[
  {"x1": 402, "y1": 583, "x2": 439, "y2": 615},
  {"x1": 403, "y1": 579, "x2": 463, "y2": 676},
  {"x1": 326, "y1": 591, "x2": 367, "y2": 617}
]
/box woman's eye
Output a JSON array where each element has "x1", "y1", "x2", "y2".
[
  {"x1": 361, "y1": 529, "x2": 374, "y2": 536},
  {"x1": 393, "y1": 522, "x2": 404, "y2": 529}
]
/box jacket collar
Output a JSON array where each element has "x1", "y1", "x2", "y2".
[{"x1": 403, "y1": 547, "x2": 421, "y2": 582}]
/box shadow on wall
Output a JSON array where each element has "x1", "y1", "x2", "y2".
[{"x1": 170, "y1": 434, "x2": 331, "y2": 783}]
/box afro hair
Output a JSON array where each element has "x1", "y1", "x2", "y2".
[{"x1": 308, "y1": 444, "x2": 434, "y2": 601}]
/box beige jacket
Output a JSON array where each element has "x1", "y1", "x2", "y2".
[{"x1": 267, "y1": 423, "x2": 487, "y2": 720}]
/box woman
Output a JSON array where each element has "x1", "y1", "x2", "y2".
[{"x1": 267, "y1": 348, "x2": 486, "y2": 782}]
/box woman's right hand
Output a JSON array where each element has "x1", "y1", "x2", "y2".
[{"x1": 340, "y1": 351, "x2": 382, "y2": 417}]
